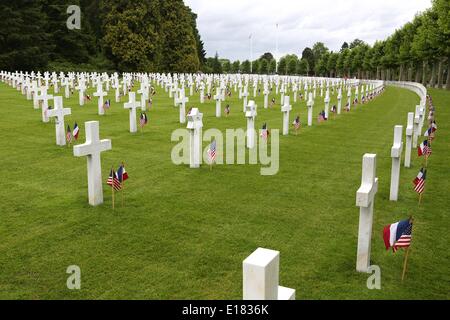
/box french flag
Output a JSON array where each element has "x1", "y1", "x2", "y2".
[
  {"x1": 73, "y1": 123, "x2": 79, "y2": 140},
  {"x1": 383, "y1": 219, "x2": 411, "y2": 251}
]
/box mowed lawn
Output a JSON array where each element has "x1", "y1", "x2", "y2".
[{"x1": 0, "y1": 81, "x2": 448, "y2": 300}]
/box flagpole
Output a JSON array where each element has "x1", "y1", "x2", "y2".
[
  {"x1": 111, "y1": 167, "x2": 115, "y2": 211},
  {"x1": 250, "y1": 34, "x2": 253, "y2": 74},
  {"x1": 122, "y1": 162, "x2": 125, "y2": 208},
  {"x1": 275, "y1": 23, "x2": 279, "y2": 74},
  {"x1": 401, "y1": 247, "x2": 411, "y2": 281}
]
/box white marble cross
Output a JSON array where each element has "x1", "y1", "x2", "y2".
[
  {"x1": 281, "y1": 96, "x2": 292, "y2": 136},
  {"x1": 389, "y1": 125, "x2": 403, "y2": 201},
  {"x1": 337, "y1": 87, "x2": 342, "y2": 114},
  {"x1": 405, "y1": 112, "x2": 414, "y2": 168},
  {"x1": 242, "y1": 88, "x2": 249, "y2": 113},
  {"x1": 124, "y1": 92, "x2": 141, "y2": 133},
  {"x1": 73, "y1": 121, "x2": 112, "y2": 206},
  {"x1": 280, "y1": 84, "x2": 285, "y2": 105},
  {"x1": 62, "y1": 77, "x2": 70, "y2": 99},
  {"x1": 238, "y1": 82, "x2": 243, "y2": 99},
  {"x1": 114, "y1": 84, "x2": 121, "y2": 103},
  {"x1": 176, "y1": 89, "x2": 189, "y2": 124},
  {"x1": 31, "y1": 81, "x2": 39, "y2": 109},
  {"x1": 347, "y1": 87, "x2": 352, "y2": 111},
  {"x1": 293, "y1": 83, "x2": 298, "y2": 103},
  {"x1": 324, "y1": 89, "x2": 330, "y2": 119},
  {"x1": 356, "y1": 153, "x2": 378, "y2": 273},
  {"x1": 76, "y1": 80, "x2": 86, "y2": 106},
  {"x1": 243, "y1": 248, "x2": 295, "y2": 300},
  {"x1": 245, "y1": 100, "x2": 257, "y2": 149},
  {"x1": 93, "y1": 82, "x2": 107, "y2": 115},
  {"x1": 187, "y1": 108, "x2": 203, "y2": 169},
  {"x1": 137, "y1": 84, "x2": 148, "y2": 112},
  {"x1": 263, "y1": 85, "x2": 270, "y2": 109},
  {"x1": 214, "y1": 89, "x2": 223, "y2": 118},
  {"x1": 170, "y1": 85, "x2": 177, "y2": 102},
  {"x1": 307, "y1": 92, "x2": 314, "y2": 126},
  {"x1": 413, "y1": 105, "x2": 421, "y2": 148},
  {"x1": 37, "y1": 86, "x2": 53, "y2": 123},
  {"x1": 200, "y1": 85, "x2": 205, "y2": 104},
  {"x1": 47, "y1": 96, "x2": 72, "y2": 146}
]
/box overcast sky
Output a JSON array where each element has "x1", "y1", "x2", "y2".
[{"x1": 185, "y1": 0, "x2": 432, "y2": 61}]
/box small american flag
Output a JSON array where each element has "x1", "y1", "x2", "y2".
[
  {"x1": 261, "y1": 123, "x2": 268, "y2": 141},
  {"x1": 207, "y1": 140, "x2": 217, "y2": 164},
  {"x1": 413, "y1": 168, "x2": 426, "y2": 194},
  {"x1": 107, "y1": 169, "x2": 122, "y2": 191},
  {"x1": 393, "y1": 221, "x2": 413, "y2": 253},
  {"x1": 140, "y1": 112, "x2": 148, "y2": 127},
  {"x1": 103, "y1": 99, "x2": 111, "y2": 110},
  {"x1": 66, "y1": 125, "x2": 73, "y2": 143},
  {"x1": 383, "y1": 219, "x2": 413, "y2": 253},
  {"x1": 293, "y1": 117, "x2": 300, "y2": 130},
  {"x1": 425, "y1": 143, "x2": 432, "y2": 156}
]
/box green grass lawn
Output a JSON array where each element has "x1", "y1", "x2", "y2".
[{"x1": 0, "y1": 81, "x2": 448, "y2": 300}]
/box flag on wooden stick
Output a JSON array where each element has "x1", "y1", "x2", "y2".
[
  {"x1": 207, "y1": 140, "x2": 217, "y2": 166},
  {"x1": 107, "y1": 169, "x2": 122, "y2": 191},
  {"x1": 413, "y1": 168, "x2": 426, "y2": 194}
]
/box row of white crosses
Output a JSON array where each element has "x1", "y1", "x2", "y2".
[
  {"x1": 1, "y1": 72, "x2": 109, "y2": 207},
  {"x1": 356, "y1": 93, "x2": 425, "y2": 271}
]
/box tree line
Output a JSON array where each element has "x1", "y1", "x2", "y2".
[
  {"x1": 206, "y1": 0, "x2": 449, "y2": 89},
  {"x1": 0, "y1": 0, "x2": 206, "y2": 73}
]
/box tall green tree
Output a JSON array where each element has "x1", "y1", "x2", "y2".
[
  {"x1": 258, "y1": 58, "x2": 269, "y2": 74},
  {"x1": 0, "y1": 1, "x2": 51, "y2": 71},
  {"x1": 222, "y1": 60, "x2": 231, "y2": 73},
  {"x1": 241, "y1": 60, "x2": 251, "y2": 73},
  {"x1": 231, "y1": 60, "x2": 240, "y2": 73},
  {"x1": 100, "y1": 0, "x2": 161, "y2": 71},
  {"x1": 327, "y1": 52, "x2": 339, "y2": 77},
  {"x1": 278, "y1": 57, "x2": 287, "y2": 75},
  {"x1": 301, "y1": 47, "x2": 315, "y2": 75},
  {"x1": 312, "y1": 42, "x2": 329, "y2": 74},
  {"x1": 157, "y1": 0, "x2": 200, "y2": 72},
  {"x1": 268, "y1": 59, "x2": 276, "y2": 74},
  {"x1": 260, "y1": 52, "x2": 274, "y2": 61},
  {"x1": 211, "y1": 52, "x2": 222, "y2": 73},
  {"x1": 296, "y1": 59, "x2": 309, "y2": 75}
]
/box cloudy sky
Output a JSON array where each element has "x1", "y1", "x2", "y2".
[{"x1": 185, "y1": 0, "x2": 432, "y2": 61}]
